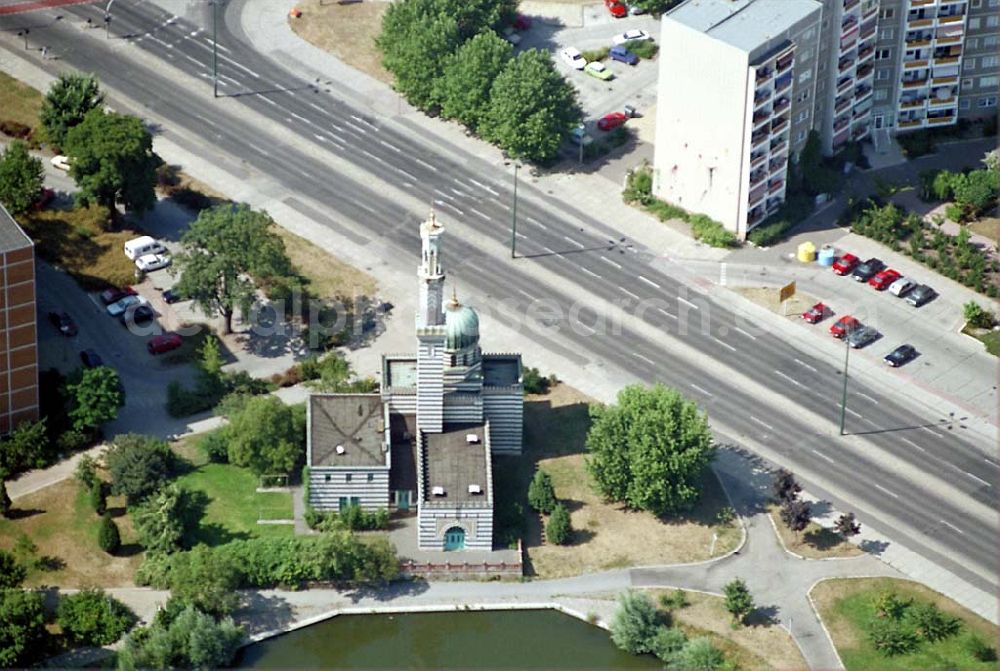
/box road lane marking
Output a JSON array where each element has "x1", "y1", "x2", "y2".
[
  {"x1": 633, "y1": 353, "x2": 656, "y2": 366},
  {"x1": 601, "y1": 256, "x2": 622, "y2": 270},
  {"x1": 794, "y1": 358, "x2": 818, "y2": 373},
  {"x1": 379, "y1": 139, "x2": 402, "y2": 153},
  {"x1": 638, "y1": 275, "x2": 660, "y2": 289},
  {"x1": 689, "y1": 383, "x2": 712, "y2": 397},
  {"x1": 940, "y1": 520, "x2": 965, "y2": 535},
  {"x1": 469, "y1": 208, "x2": 491, "y2": 221},
  {"x1": 526, "y1": 217, "x2": 547, "y2": 230},
  {"x1": 620, "y1": 287, "x2": 640, "y2": 301},
  {"x1": 734, "y1": 326, "x2": 757, "y2": 340},
  {"x1": 774, "y1": 370, "x2": 804, "y2": 388},
  {"x1": 433, "y1": 189, "x2": 455, "y2": 201},
  {"x1": 845, "y1": 407, "x2": 862, "y2": 418},
  {"x1": 468, "y1": 178, "x2": 499, "y2": 196},
  {"x1": 580, "y1": 266, "x2": 601, "y2": 279},
  {"x1": 658, "y1": 308, "x2": 677, "y2": 321},
  {"x1": 287, "y1": 111, "x2": 310, "y2": 124},
  {"x1": 857, "y1": 392, "x2": 880, "y2": 404},
  {"x1": 247, "y1": 143, "x2": 270, "y2": 156},
  {"x1": 435, "y1": 200, "x2": 464, "y2": 216},
  {"x1": 811, "y1": 449, "x2": 835, "y2": 464},
  {"x1": 962, "y1": 471, "x2": 991, "y2": 488},
  {"x1": 874, "y1": 484, "x2": 900, "y2": 499},
  {"x1": 449, "y1": 187, "x2": 470, "y2": 198},
  {"x1": 712, "y1": 337, "x2": 737, "y2": 353},
  {"x1": 563, "y1": 236, "x2": 585, "y2": 248},
  {"x1": 678, "y1": 297, "x2": 700, "y2": 310},
  {"x1": 749, "y1": 416, "x2": 774, "y2": 431},
  {"x1": 901, "y1": 437, "x2": 926, "y2": 452},
  {"x1": 516, "y1": 288, "x2": 536, "y2": 301},
  {"x1": 259, "y1": 96, "x2": 277, "y2": 107},
  {"x1": 350, "y1": 114, "x2": 379, "y2": 130},
  {"x1": 413, "y1": 158, "x2": 436, "y2": 172},
  {"x1": 921, "y1": 426, "x2": 944, "y2": 438},
  {"x1": 393, "y1": 167, "x2": 418, "y2": 181},
  {"x1": 543, "y1": 246, "x2": 557, "y2": 255},
  {"x1": 574, "y1": 321, "x2": 596, "y2": 334},
  {"x1": 360, "y1": 149, "x2": 385, "y2": 164}
]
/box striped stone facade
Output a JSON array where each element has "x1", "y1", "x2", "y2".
[
  {"x1": 307, "y1": 466, "x2": 390, "y2": 511},
  {"x1": 483, "y1": 386, "x2": 524, "y2": 455},
  {"x1": 416, "y1": 330, "x2": 446, "y2": 433}
]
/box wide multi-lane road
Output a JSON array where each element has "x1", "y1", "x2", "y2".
[{"x1": 2, "y1": 0, "x2": 996, "y2": 594}]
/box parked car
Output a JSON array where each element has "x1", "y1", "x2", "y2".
[
  {"x1": 48, "y1": 311, "x2": 78, "y2": 336},
  {"x1": 605, "y1": 0, "x2": 627, "y2": 17},
  {"x1": 100, "y1": 286, "x2": 136, "y2": 305},
  {"x1": 612, "y1": 29, "x2": 652, "y2": 45},
  {"x1": 830, "y1": 315, "x2": 860, "y2": 338},
  {"x1": 598, "y1": 112, "x2": 628, "y2": 131},
  {"x1": 884, "y1": 344, "x2": 918, "y2": 367},
  {"x1": 851, "y1": 257, "x2": 885, "y2": 282},
  {"x1": 120, "y1": 304, "x2": 155, "y2": 327},
  {"x1": 801, "y1": 302, "x2": 827, "y2": 324},
  {"x1": 848, "y1": 325, "x2": 880, "y2": 349},
  {"x1": 560, "y1": 47, "x2": 587, "y2": 70},
  {"x1": 124, "y1": 235, "x2": 167, "y2": 261},
  {"x1": 106, "y1": 294, "x2": 147, "y2": 317},
  {"x1": 51, "y1": 155, "x2": 70, "y2": 171},
  {"x1": 832, "y1": 252, "x2": 859, "y2": 275},
  {"x1": 628, "y1": 2, "x2": 647, "y2": 14},
  {"x1": 585, "y1": 61, "x2": 614, "y2": 80},
  {"x1": 905, "y1": 284, "x2": 936, "y2": 307},
  {"x1": 888, "y1": 277, "x2": 916, "y2": 297},
  {"x1": 147, "y1": 333, "x2": 183, "y2": 355},
  {"x1": 869, "y1": 268, "x2": 901, "y2": 290},
  {"x1": 79, "y1": 349, "x2": 103, "y2": 368},
  {"x1": 161, "y1": 288, "x2": 182, "y2": 304},
  {"x1": 135, "y1": 253, "x2": 172, "y2": 272},
  {"x1": 609, "y1": 45, "x2": 638, "y2": 65},
  {"x1": 32, "y1": 187, "x2": 55, "y2": 210}
]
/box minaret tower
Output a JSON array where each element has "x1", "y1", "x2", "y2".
[{"x1": 415, "y1": 210, "x2": 446, "y2": 433}]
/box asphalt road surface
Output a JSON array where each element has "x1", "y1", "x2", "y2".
[{"x1": 2, "y1": 0, "x2": 996, "y2": 593}]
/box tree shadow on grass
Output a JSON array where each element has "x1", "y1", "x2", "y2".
[
  {"x1": 5, "y1": 508, "x2": 44, "y2": 520},
  {"x1": 802, "y1": 526, "x2": 847, "y2": 552},
  {"x1": 745, "y1": 604, "x2": 781, "y2": 627}
]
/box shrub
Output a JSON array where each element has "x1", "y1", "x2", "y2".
[
  {"x1": 56, "y1": 588, "x2": 136, "y2": 646},
  {"x1": 132, "y1": 484, "x2": 203, "y2": 554},
  {"x1": 965, "y1": 633, "x2": 998, "y2": 662},
  {"x1": 546, "y1": 502, "x2": 572, "y2": 545},
  {"x1": 527, "y1": 469, "x2": 557, "y2": 514},
  {"x1": 747, "y1": 194, "x2": 814, "y2": 246},
  {"x1": 963, "y1": 301, "x2": 995, "y2": 329},
  {"x1": 623, "y1": 164, "x2": 654, "y2": 205},
  {"x1": 74, "y1": 454, "x2": 99, "y2": 489},
  {"x1": 610, "y1": 590, "x2": 661, "y2": 654},
  {"x1": 624, "y1": 39, "x2": 658, "y2": 59},
  {"x1": 873, "y1": 590, "x2": 910, "y2": 620},
  {"x1": 674, "y1": 637, "x2": 726, "y2": 669},
  {"x1": 522, "y1": 366, "x2": 556, "y2": 395},
  {"x1": 0, "y1": 549, "x2": 27, "y2": 588},
  {"x1": 905, "y1": 602, "x2": 961, "y2": 642},
  {"x1": 197, "y1": 428, "x2": 230, "y2": 464},
  {"x1": 117, "y1": 605, "x2": 243, "y2": 671},
  {"x1": 337, "y1": 505, "x2": 391, "y2": 531},
  {"x1": 166, "y1": 380, "x2": 221, "y2": 418},
  {"x1": 0, "y1": 481, "x2": 10, "y2": 519},
  {"x1": 689, "y1": 214, "x2": 737, "y2": 248},
  {"x1": 0, "y1": 120, "x2": 31, "y2": 138},
  {"x1": 658, "y1": 588, "x2": 689, "y2": 610},
  {"x1": 898, "y1": 129, "x2": 935, "y2": 158},
  {"x1": 0, "y1": 589, "x2": 46, "y2": 667},
  {"x1": 581, "y1": 47, "x2": 609, "y2": 62},
  {"x1": 649, "y1": 627, "x2": 688, "y2": 664},
  {"x1": 723, "y1": 577, "x2": 755, "y2": 625},
  {"x1": 868, "y1": 618, "x2": 920, "y2": 656},
  {"x1": 106, "y1": 434, "x2": 173, "y2": 505},
  {"x1": 98, "y1": 513, "x2": 121, "y2": 554}
]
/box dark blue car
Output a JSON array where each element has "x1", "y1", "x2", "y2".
[{"x1": 610, "y1": 45, "x2": 638, "y2": 65}]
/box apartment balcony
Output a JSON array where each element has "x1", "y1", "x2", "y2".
[
  {"x1": 771, "y1": 117, "x2": 789, "y2": 134},
  {"x1": 841, "y1": 15, "x2": 859, "y2": 34},
  {"x1": 902, "y1": 77, "x2": 930, "y2": 89},
  {"x1": 834, "y1": 117, "x2": 850, "y2": 133},
  {"x1": 935, "y1": 54, "x2": 960, "y2": 65},
  {"x1": 932, "y1": 74, "x2": 959, "y2": 85},
  {"x1": 858, "y1": 45, "x2": 875, "y2": 62},
  {"x1": 776, "y1": 53, "x2": 794, "y2": 74},
  {"x1": 750, "y1": 151, "x2": 767, "y2": 167},
  {"x1": 844, "y1": 0, "x2": 860, "y2": 10},
  {"x1": 756, "y1": 68, "x2": 773, "y2": 85},
  {"x1": 750, "y1": 169, "x2": 767, "y2": 186},
  {"x1": 767, "y1": 179, "x2": 785, "y2": 194},
  {"x1": 837, "y1": 76, "x2": 854, "y2": 95},
  {"x1": 748, "y1": 208, "x2": 766, "y2": 227},
  {"x1": 774, "y1": 75, "x2": 792, "y2": 94},
  {"x1": 856, "y1": 63, "x2": 874, "y2": 79},
  {"x1": 900, "y1": 97, "x2": 927, "y2": 108},
  {"x1": 838, "y1": 56, "x2": 855, "y2": 72},
  {"x1": 899, "y1": 118, "x2": 924, "y2": 128},
  {"x1": 832, "y1": 129, "x2": 851, "y2": 148},
  {"x1": 937, "y1": 13, "x2": 964, "y2": 24},
  {"x1": 770, "y1": 138, "x2": 788, "y2": 155},
  {"x1": 907, "y1": 16, "x2": 934, "y2": 27},
  {"x1": 859, "y1": 21, "x2": 877, "y2": 39},
  {"x1": 835, "y1": 96, "x2": 852, "y2": 114},
  {"x1": 935, "y1": 32, "x2": 962, "y2": 45},
  {"x1": 906, "y1": 36, "x2": 932, "y2": 47},
  {"x1": 773, "y1": 97, "x2": 791, "y2": 114},
  {"x1": 769, "y1": 157, "x2": 786, "y2": 173},
  {"x1": 754, "y1": 90, "x2": 773, "y2": 108},
  {"x1": 910, "y1": 0, "x2": 935, "y2": 6},
  {"x1": 852, "y1": 124, "x2": 871, "y2": 140},
  {"x1": 855, "y1": 85, "x2": 873, "y2": 103},
  {"x1": 904, "y1": 58, "x2": 931, "y2": 69},
  {"x1": 853, "y1": 105, "x2": 872, "y2": 119},
  {"x1": 928, "y1": 114, "x2": 957, "y2": 125},
  {"x1": 928, "y1": 95, "x2": 957, "y2": 108},
  {"x1": 751, "y1": 130, "x2": 769, "y2": 148},
  {"x1": 748, "y1": 184, "x2": 768, "y2": 207},
  {"x1": 766, "y1": 196, "x2": 784, "y2": 212},
  {"x1": 752, "y1": 109, "x2": 771, "y2": 127}
]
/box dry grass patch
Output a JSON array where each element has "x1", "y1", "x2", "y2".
[
  {"x1": 968, "y1": 217, "x2": 999, "y2": 244},
  {"x1": 644, "y1": 589, "x2": 807, "y2": 670},
  {"x1": 500, "y1": 384, "x2": 742, "y2": 578},
  {"x1": 810, "y1": 577, "x2": 999, "y2": 670},
  {"x1": 274, "y1": 225, "x2": 377, "y2": 298},
  {"x1": 767, "y1": 505, "x2": 863, "y2": 559},
  {"x1": 290, "y1": 0, "x2": 391, "y2": 84},
  {"x1": 0, "y1": 479, "x2": 143, "y2": 588},
  {"x1": 0, "y1": 70, "x2": 43, "y2": 131},
  {"x1": 734, "y1": 286, "x2": 820, "y2": 318}
]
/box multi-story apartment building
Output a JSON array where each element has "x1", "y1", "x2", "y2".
[
  {"x1": 654, "y1": 0, "x2": 997, "y2": 237},
  {"x1": 0, "y1": 204, "x2": 39, "y2": 436}
]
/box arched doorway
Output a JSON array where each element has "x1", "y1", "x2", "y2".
[{"x1": 444, "y1": 526, "x2": 465, "y2": 551}]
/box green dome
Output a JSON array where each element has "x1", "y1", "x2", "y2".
[{"x1": 445, "y1": 298, "x2": 479, "y2": 351}]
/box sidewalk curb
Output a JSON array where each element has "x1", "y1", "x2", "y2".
[{"x1": 805, "y1": 578, "x2": 849, "y2": 671}]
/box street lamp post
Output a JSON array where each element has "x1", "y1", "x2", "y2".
[
  {"x1": 510, "y1": 162, "x2": 519, "y2": 259},
  {"x1": 104, "y1": 0, "x2": 116, "y2": 39},
  {"x1": 839, "y1": 334, "x2": 851, "y2": 435},
  {"x1": 17, "y1": 29, "x2": 29, "y2": 49}
]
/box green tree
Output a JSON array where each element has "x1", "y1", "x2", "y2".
[
  {"x1": 378, "y1": 5, "x2": 461, "y2": 109},
  {"x1": 434, "y1": 32, "x2": 513, "y2": 130},
  {"x1": 89, "y1": 481, "x2": 107, "y2": 515},
  {"x1": 57, "y1": 588, "x2": 136, "y2": 646},
  {"x1": 117, "y1": 605, "x2": 243, "y2": 671},
  {"x1": 610, "y1": 590, "x2": 661, "y2": 654},
  {"x1": 225, "y1": 395, "x2": 304, "y2": 476},
  {"x1": 779, "y1": 498, "x2": 811, "y2": 538},
  {"x1": 482, "y1": 49, "x2": 581, "y2": 162},
  {"x1": 963, "y1": 300, "x2": 995, "y2": 328},
  {"x1": 64, "y1": 109, "x2": 159, "y2": 214},
  {"x1": 132, "y1": 484, "x2": 202, "y2": 554},
  {"x1": 868, "y1": 618, "x2": 919, "y2": 656},
  {"x1": 723, "y1": 578, "x2": 755, "y2": 625},
  {"x1": 952, "y1": 169, "x2": 998, "y2": 216},
  {"x1": 649, "y1": 626, "x2": 688, "y2": 664},
  {"x1": 0, "y1": 589, "x2": 46, "y2": 668},
  {"x1": 772, "y1": 468, "x2": 801, "y2": 503},
  {"x1": 66, "y1": 366, "x2": 124, "y2": 431},
  {"x1": 39, "y1": 72, "x2": 105, "y2": 148},
  {"x1": 674, "y1": 637, "x2": 727, "y2": 670},
  {"x1": 834, "y1": 512, "x2": 861, "y2": 539},
  {"x1": 98, "y1": 513, "x2": 122, "y2": 554},
  {"x1": 0, "y1": 480, "x2": 11, "y2": 519},
  {"x1": 106, "y1": 434, "x2": 172, "y2": 505},
  {"x1": 174, "y1": 204, "x2": 292, "y2": 334},
  {"x1": 168, "y1": 546, "x2": 242, "y2": 616},
  {"x1": 527, "y1": 469, "x2": 557, "y2": 514},
  {"x1": 628, "y1": 0, "x2": 684, "y2": 13},
  {"x1": 586, "y1": 384, "x2": 715, "y2": 516},
  {"x1": 75, "y1": 454, "x2": 99, "y2": 489},
  {"x1": 906, "y1": 602, "x2": 961, "y2": 642},
  {"x1": 0, "y1": 418, "x2": 50, "y2": 475},
  {"x1": 873, "y1": 590, "x2": 910, "y2": 620},
  {"x1": 0, "y1": 141, "x2": 45, "y2": 216},
  {"x1": 0, "y1": 550, "x2": 27, "y2": 588},
  {"x1": 545, "y1": 502, "x2": 572, "y2": 545}
]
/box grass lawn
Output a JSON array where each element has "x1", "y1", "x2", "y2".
[
  {"x1": 497, "y1": 384, "x2": 742, "y2": 578},
  {"x1": 962, "y1": 324, "x2": 1000, "y2": 357},
  {"x1": 17, "y1": 205, "x2": 137, "y2": 290},
  {"x1": 967, "y1": 217, "x2": 998, "y2": 244},
  {"x1": 274, "y1": 225, "x2": 377, "y2": 299},
  {"x1": 767, "y1": 505, "x2": 863, "y2": 559},
  {"x1": 289, "y1": 0, "x2": 391, "y2": 84},
  {"x1": 172, "y1": 437, "x2": 294, "y2": 546},
  {"x1": 643, "y1": 589, "x2": 807, "y2": 670},
  {"x1": 0, "y1": 70, "x2": 43, "y2": 131},
  {"x1": 0, "y1": 479, "x2": 144, "y2": 588},
  {"x1": 811, "y1": 577, "x2": 999, "y2": 670}
]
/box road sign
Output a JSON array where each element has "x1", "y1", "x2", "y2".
[{"x1": 779, "y1": 281, "x2": 796, "y2": 303}]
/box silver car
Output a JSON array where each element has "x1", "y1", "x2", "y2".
[
  {"x1": 848, "y1": 325, "x2": 879, "y2": 349},
  {"x1": 888, "y1": 277, "x2": 915, "y2": 297},
  {"x1": 106, "y1": 294, "x2": 148, "y2": 317}
]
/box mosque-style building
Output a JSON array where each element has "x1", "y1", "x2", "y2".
[{"x1": 306, "y1": 212, "x2": 523, "y2": 551}]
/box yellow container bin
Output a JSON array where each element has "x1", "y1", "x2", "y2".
[{"x1": 797, "y1": 241, "x2": 816, "y2": 263}]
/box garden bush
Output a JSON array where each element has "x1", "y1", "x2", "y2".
[
  {"x1": 88, "y1": 481, "x2": 106, "y2": 515},
  {"x1": 196, "y1": 428, "x2": 230, "y2": 464},
  {"x1": 624, "y1": 39, "x2": 658, "y2": 59},
  {"x1": 689, "y1": 214, "x2": 737, "y2": 248},
  {"x1": 98, "y1": 513, "x2": 121, "y2": 554},
  {"x1": 56, "y1": 588, "x2": 136, "y2": 646},
  {"x1": 545, "y1": 502, "x2": 572, "y2": 545},
  {"x1": 747, "y1": 194, "x2": 814, "y2": 246},
  {"x1": 581, "y1": 47, "x2": 609, "y2": 62},
  {"x1": 522, "y1": 366, "x2": 556, "y2": 395},
  {"x1": 965, "y1": 633, "x2": 998, "y2": 662},
  {"x1": 868, "y1": 618, "x2": 919, "y2": 656}
]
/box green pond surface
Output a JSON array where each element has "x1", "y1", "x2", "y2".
[{"x1": 238, "y1": 609, "x2": 661, "y2": 669}]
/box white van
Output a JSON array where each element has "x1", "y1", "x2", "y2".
[{"x1": 124, "y1": 236, "x2": 166, "y2": 260}]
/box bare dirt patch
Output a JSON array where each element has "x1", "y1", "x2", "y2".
[
  {"x1": 767, "y1": 505, "x2": 863, "y2": 559},
  {"x1": 289, "y1": 0, "x2": 391, "y2": 84},
  {"x1": 733, "y1": 286, "x2": 820, "y2": 319},
  {"x1": 274, "y1": 225, "x2": 377, "y2": 298},
  {"x1": 499, "y1": 384, "x2": 742, "y2": 578}
]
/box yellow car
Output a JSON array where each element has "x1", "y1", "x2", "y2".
[{"x1": 584, "y1": 61, "x2": 614, "y2": 81}]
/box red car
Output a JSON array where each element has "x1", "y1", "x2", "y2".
[
  {"x1": 605, "y1": 0, "x2": 627, "y2": 17},
  {"x1": 830, "y1": 316, "x2": 861, "y2": 338},
  {"x1": 100, "y1": 286, "x2": 137, "y2": 305},
  {"x1": 598, "y1": 112, "x2": 628, "y2": 131},
  {"x1": 513, "y1": 13, "x2": 532, "y2": 30},
  {"x1": 869, "y1": 268, "x2": 901, "y2": 290},
  {"x1": 832, "y1": 253, "x2": 858, "y2": 275},
  {"x1": 32, "y1": 187, "x2": 55, "y2": 210},
  {"x1": 147, "y1": 333, "x2": 183, "y2": 355},
  {"x1": 801, "y1": 302, "x2": 827, "y2": 324}
]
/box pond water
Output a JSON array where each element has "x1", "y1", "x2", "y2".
[{"x1": 238, "y1": 609, "x2": 661, "y2": 670}]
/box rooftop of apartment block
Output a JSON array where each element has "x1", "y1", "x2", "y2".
[
  {"x1": 0, "y1": 204, "x2": 33, "y2": 254},
  {"x1": 668, "y1": 0, "x2": 821, "y2": 53}
]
